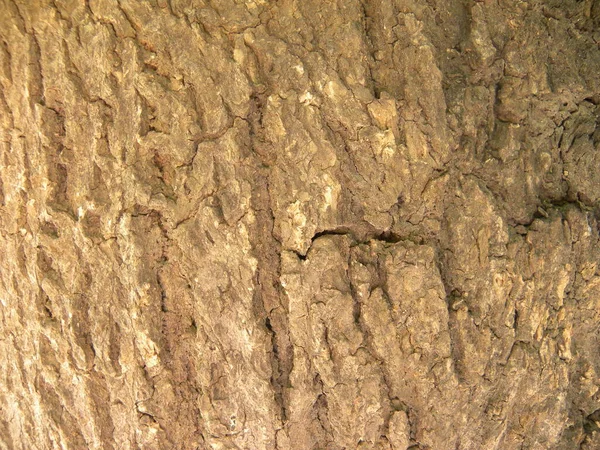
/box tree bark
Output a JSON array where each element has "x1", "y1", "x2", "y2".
[{"x1": 1, "y1": 0, "x2": 600, "y2": 449}]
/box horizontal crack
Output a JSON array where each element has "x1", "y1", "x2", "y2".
[{"x1": 293, "y1": 225, "x2": 426, "y2": 260}]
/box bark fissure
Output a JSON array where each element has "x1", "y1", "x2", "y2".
[{"x1": 2, "y1": 1, "x2": 600, "y2": 448}]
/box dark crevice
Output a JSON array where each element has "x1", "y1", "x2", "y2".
[
  {"x1": 510, "y1": 196, "x2": 598, "y2": 229},
  {"x1": 247, "y1": 90, "x2": 292, "y2": 427},
  {"x1": 295, "y1": 226, "x2": 424, "y2": 260},
  {"x1": 346, "y1": 246, "x2": 425, "y2": 448},
  {"x1": 157, "y1": 271, "x2": 168, "y2": 313}
]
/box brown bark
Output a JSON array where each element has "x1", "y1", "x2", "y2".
[{"x1": 1, "y1": 0, "x2": 600, "y2": 449}]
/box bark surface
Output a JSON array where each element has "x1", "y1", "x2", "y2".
[{"x1": 1, "y1": 0, "x2": 600, "y2": 449}]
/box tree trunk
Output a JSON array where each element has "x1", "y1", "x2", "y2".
[{"x1": 1, "y1": 0, "x2": 600, "y2": 449}]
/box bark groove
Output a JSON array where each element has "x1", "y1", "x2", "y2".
[{"x1": 1, "y1": 0, "x2": 600, "y2": 449}]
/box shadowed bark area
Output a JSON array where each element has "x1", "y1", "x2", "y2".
[{"x1": 1, "y1": 0, "x2": 600, "y2": 449}]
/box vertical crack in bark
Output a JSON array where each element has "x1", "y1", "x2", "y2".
[
  {"x1": 247, "y1": 93, "x2": 293, "y2": 425},
  {"x1": 251, "y1": 172, "x2": 293, "y2": 424},
  {"x1": 347, "y1": 246, "x2": 396, "y2": 444},
  {"x1": 347, "y1": 244, "x2": 424, "y2": 448},
  {"x1": 2, "y1": 1, "x2": 600, "y2": 448},
  {"x1": 434, "y1": 246, "x2": 466, "y2": 384}
]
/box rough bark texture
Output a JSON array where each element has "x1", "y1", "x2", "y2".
[{"x1": 1, "y1": 0, "x2": 600, "y2": 449}]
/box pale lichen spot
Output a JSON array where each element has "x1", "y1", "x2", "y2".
[
  {"x1": 299, "y1": 91, "x2": 314, "y2": 105},
  {"x1": 320, "y1": 174, "x2": 340, "y2": 213},
  {"x1": 556, "y1": 265, "x2": 572, "y2": 306},
  {"x1": 382, "y1": 145, "x2": 395, "y2": 158},
  {"x1": 135, "y1": 330, "x2": 161, "y2": 369},
  {"x1": 233, "y1": 48, "x2": 244, "y2": 64},
  {"x1": 247, "y1": 254, "x2": 258, "y2": 272},
  {"x1": 287, "y1": 200, "x2": 307, "y2": 246},
  {"x1": 324, "y1": 80, "x2": 339, "y2": 98},
  {"x1": 118, "y1": 214, "x2": 130, "y2": 237},
  {"x1": 324, "y1": 186, "x2": 333, "y2": 209}
]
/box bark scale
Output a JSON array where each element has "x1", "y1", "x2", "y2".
[{"x1": 1, "y1": 0, "x2": 600, "y2": 449}]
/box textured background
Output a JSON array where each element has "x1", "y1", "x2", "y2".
[{"x1": 1, "y1": 0, "x2": 600, "y2": 448}]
